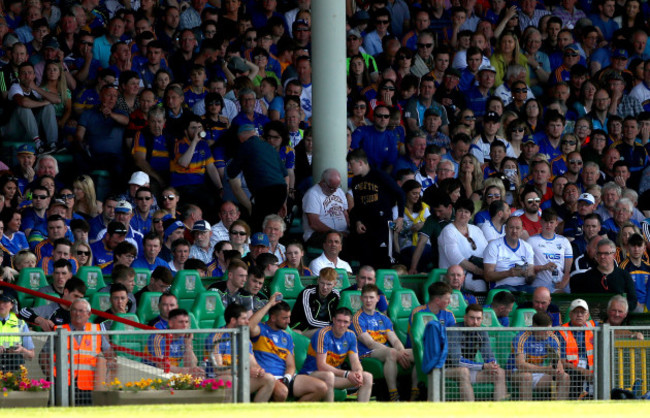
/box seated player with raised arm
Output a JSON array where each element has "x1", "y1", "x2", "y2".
[
  {"x1": 351, "y1": 284, "x2": 414, "y2": 402},
  {"x1": 299, "y1": 307, "x2": 374, "y2": 402},
  {"x1": 248, "y1": 293, "x2": 328, "y2": 402}
]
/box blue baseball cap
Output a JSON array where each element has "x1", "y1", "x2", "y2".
[
  {"x1": 250, "y1": 232, "x2": 269, "y2": 247},
  {"x1": 238, "y1": 124, "x2": 256, "y2": 135},
  {"x1": 16, "y1": 144, "x2": 35, "y2": 155}
]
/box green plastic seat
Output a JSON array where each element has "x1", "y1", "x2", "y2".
[
  {"x1": 426, "y1": 268, "x2": 447, "y2": 285},
  {"x1": 511, "y1": 308, "x2": 538, "y2": 327},
  {"x1": 33, "y1": 292, "x2": 57, "y2": 308},
  {"x1": 334, "y1": 269, "x2": 351, "y2": 291},
  {"x1": 270, "y1": 268, "x2": 305, "y2": 307},
  {"x1": 337, "y1": 290, "x2": 362, "y2": 312},
  {"x1": 111, "y1": 314, "x2": 143, "y2": 361},
  {"x1": 192, "y1": 292, "x2": 226, "y2": 329},
  {"x1": 136, "y1": 291, "x2": 162, "y2": 324},
  {"x1": 411, "y1": 311, "x2": 439, "y2": 383},
  {"x1": 388, "y1": 289, "x2": 421, "y2": 345},
  {"x1": 15, "y1": 268, "x2": 48, "y2": 308},
  {"x1": 447, "y1": 289, "x2": 469, "y2": 319},
  {"x1": 90, "y1": 292, "x2": 111, "y2": 312},
  {"x1": 288, "y1": 328, "x2": 310, "y2": 372},
  {"x1": 132, "y1": 268, "x2": 151, "y2": 293},
  {"x1": 375, "y1": 269, "x2": 402, "y2": 300},
  {"x1": 422, "y1": 268, "x2": 447, "y2": 303},
  {"x1": 76, "y1": 266, "x2": 106, "y2": 297},
  {"x1": 481, "y1": 307, "x2": 502, "y2": 327},
  {"x1": 484, "y1": 289, "x2": 512, "y2": 306},
  {"x1": 170, "y1": 270, "x2": 206, "y2": 310}
]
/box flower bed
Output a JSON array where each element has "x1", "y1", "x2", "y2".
[
  {"x1": 93, "y1": 375, "x2": 232, "y2": 405},
  {"x1": 0, "y1": 365, "x2": 52, "y2": 407}
]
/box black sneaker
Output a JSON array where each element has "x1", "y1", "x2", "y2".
[{"x1": 38, "y1": 143, "x2": 57, "y2": 155}]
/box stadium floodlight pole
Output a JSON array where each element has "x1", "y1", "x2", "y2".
[{"x1": 311, "y1": 0, "x2": 348, "y2": 191}]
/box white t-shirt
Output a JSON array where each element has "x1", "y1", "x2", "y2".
[
  {"x1": 438, "y1": 223, "x2": 488, "y2": 292},
  {"x1": 483, "y1": 237, "x2": 535, "y2": 287},
  {"x1": 308, "y1": 253, "x2": 352, "y2": 276},
  {"x1": 527, "y1": 233, "x2": 573, "y2": 290},
  {"x1": 302, "y1": 184, "x2": 349, "y2": 241},
  {"x1": 8, "y1": 83, "x2": 42, "y2": 101},
  {"x1": 480, "y1": 220, "x2": 505, "y2": 243}
]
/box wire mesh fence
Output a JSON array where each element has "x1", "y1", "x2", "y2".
[
  {"x1": 1, "y1": 328, "x2": 248, "y2": 406},
  {"x1": 442, "y1": 326, "x2": 602, "y2": 401},
  {"x1": 4, "y1": 324, "x2": 650, "y2": 404},
  {"x1": 610, "y1": 326, "x2": 650, "y2": 397}
]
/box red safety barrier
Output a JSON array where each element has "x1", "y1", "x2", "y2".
[{"x1": 0, "y1": 281, "x2": 172, "y2": 372}]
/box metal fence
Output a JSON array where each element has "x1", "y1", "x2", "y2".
[
  {"x1": 4, "y1": 325, "x2": 650, "y2": 405},
  {"x1": 1, "y1": 327, "x2": 249, "y2": 407},
  {"x1": 428, "y1": 325, "x2": 649, "y2": 402}
]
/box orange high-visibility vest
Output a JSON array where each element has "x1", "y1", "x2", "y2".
[
  {"x1": 560, "y1": 320, "x2": 595, "y2": 368},
  {"x1": 53, "y1": 323, "x2": 102, "y2": 390}
]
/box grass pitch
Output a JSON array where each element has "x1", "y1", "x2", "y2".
[{"x1": 8, "y1": 401, "x2": 647, "y2": 418}]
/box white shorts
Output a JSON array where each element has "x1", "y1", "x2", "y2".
[{"x1": 531, "y1": 372, "x2": 545, "y2": 388}]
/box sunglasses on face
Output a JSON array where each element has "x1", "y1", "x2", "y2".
[
  {"x1": 354, "y1": 104, "x2": 366, "y2": 109},
  {"x1": 527, "y1": 198, "x2": 541, "y2": 204},
  {"x1": 511, "y1": 127, "x2": 525, "y2": 133},
  {"x1": 137, "y1": 196, "x2": 152, "y2": 201},
  {"x1": 562, "y1": 141, "x2": 577, "y2": 146},
  {"x1": 60, "y1": 193, "x2": 74, "y2": 200},
  {"x1": 417, "y1": 43, "x2": 433, "y2": 48},
  {"x1": 487, "y1": 193, "x2": 501, "y2": 198},
  {"x1": 513, "y1": 88, "x2": 527, "y2": 93},
  {"x1": 569, "y1": 159, "x2": 583, "y2": 165},
  {"x1": 375, "y1": 113, "x2": 390, "y2": 119},
  {"x1": 33, "y1": 195, "x2": 49, "y2": 200},
  {"x1": 161, "y1": 195, "x2": 175, "y2": 200},
  {"x1": 564, "y1": 53, "x2": 579, "y2": 57},
  {"x1": 230, "y1": 230, "x2": 247, "y2": 236},
  {"x1": 76, "y1": 250, "x2": 90, "y2": 256}
]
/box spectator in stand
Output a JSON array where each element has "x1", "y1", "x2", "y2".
[
  {"x1": 302, "y1": 168, "x2": 349, "y2": 248},
  {"x1": 189, "y1": 220, "x2": 213, "y2": 264},
  {"x1": 291, "y1": 267, "x2": 340, "y2": 338},
  {"x1": 91, "y1": 221, "x2": 127, "y2": 274},
  {"x1": 134, "y1": 267, "x2": 174, "y2": 305},
  {"x1": 210, "y1": 201, "x2": 240, "y2": 247}
]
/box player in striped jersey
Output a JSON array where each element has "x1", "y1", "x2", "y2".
[
  {"x1": 299, "y1": 307, "x2": 373, "y2": 402},
  {"x1": 506, "y1": 312, "x2": 569, "y2": 400}
]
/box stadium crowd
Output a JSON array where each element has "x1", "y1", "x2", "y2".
[{"x1": 0, "y1": 0, "x2": 649, "y2": 404}]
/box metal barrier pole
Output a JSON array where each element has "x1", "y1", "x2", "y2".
[
  {"x1": 596, "y1": 324, "x2": 611, "y2": 400},
  {"x1": 427, "y1": 369, "x2": 443, "y2": 401},
  {"x1": 236, "y1": 326, "x2": 250, "y2": 403},
  {"x1": 55, "y1": 327, "x2": 69, "y2": 407}
]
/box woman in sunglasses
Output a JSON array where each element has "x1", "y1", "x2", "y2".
[
  {"x1": 473, "y1": 179, "x2": 507, "y2": 226},
  {"x1": 438, "y1": 198, "x2": 489, "y2": 292},
  {"x1": 71, "y1": 241, "x2": 93, "y2": 267},
  {"x1": 159, "y1": 187, "x2": 179, "y2": 218},
  {"x1": 550, "y1": 133, "x2": 580, "y2": 177},
  {"x1": 58, "y1": 187, "x2": 83, "y2": 222},
  {"x1": 505, "y1": 118, "x2": 530, "y2": 157},
  {"x1": 228, "y1": 219, "x2": 251, "y2": 257}
]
